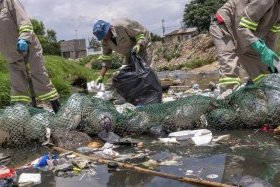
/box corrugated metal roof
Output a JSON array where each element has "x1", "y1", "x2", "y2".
[{"x1": 165, "y1": 27, "x2": 198, "y2": 36}]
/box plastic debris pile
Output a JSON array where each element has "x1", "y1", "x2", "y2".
[{"x1": 1, "y1": 74, "x2": 280, "y2": 147}]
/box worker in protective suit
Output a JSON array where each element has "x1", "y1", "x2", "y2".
[
  {"x1": 92, "y1": 18, "x2": 151, "y2": 84},
  {"x1": 0, "y1": 0, "x2": 60, "y2": 113},
  {"x1": 210, "y1": 0, "x2": 280, "y2": 91}
]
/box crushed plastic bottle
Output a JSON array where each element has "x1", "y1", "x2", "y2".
[{"x1": 0, "y1": 166, "x2": 16, "y2": 186}]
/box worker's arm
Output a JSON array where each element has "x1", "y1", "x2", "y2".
[
  {"x1": 96, "y1": 42, "x2": 113, "y2": 83},
  {"x1": 238, "y1": 0, "x2": 279, "y2": 72},
  {"x1": 7, "y1": 0, "x2": 33, "y2": 53},
  {"x1": 237, "y1": 0, "x2": 275, "y2": 49},
  {"x1": 9, "y1": 0, "x2": 33, "y2": 42},
  {"x1": 125, "y1": 20, "x2": 151, "y2": 52}
]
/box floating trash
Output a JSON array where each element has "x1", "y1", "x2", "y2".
[
  {"x1": 206, "y1": 174, "x2": 219, "y2": 179},
  {"x1": 185, "y1": 170, "x2": 194, "y2": 176}
]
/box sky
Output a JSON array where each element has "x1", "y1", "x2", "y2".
[{"x1": 21, "y1": 0, "x2": 189, "y2": 43}]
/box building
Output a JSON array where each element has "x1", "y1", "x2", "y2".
[
  {"x1": 163, "y1": 27, "x2": 198, "y2": 43},
  {"x1": 60, "y1": 39, "x2": 87, "y2": 59},
  {"x1": 87, "y1": 47, "x2": 102, "y2": 56}
]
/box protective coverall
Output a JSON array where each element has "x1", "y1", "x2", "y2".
[
  {"x1": 210, "y1": 0, "x2": 280, "y2": 87},
  {"x1": 93, "y1": 18, "x2": 151, "y2": 82},
  {"x1": 0, "y1": 0, "x2": 60, "y2": 112}
]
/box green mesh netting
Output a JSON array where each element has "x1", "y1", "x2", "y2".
[
  {"x1": 1, "y1": 104, "x2": 30, "y2": 147},
  {"x1": 225, "y1": 86, "x2": 269, "y2": 128},
  {"x1": 132, "y1": 96, "x2": 220, "y2": 133},
  {"x1": 1, "y1": 74, "x2": 280, "y2": 147},
  {"x1": 206, "y1": 108, "x2": 240, "y2": 130},
  {"x1": 26, "y1": 112, "x2": 51, "y2": 143},
  {"x1": 259, "y1": 74, "x2": 280, "y2": 125},
  {"x1": 87, "y1": 97, "x2": 128, "y2": 135},
  {"x1": 51, "y1": 93, "x2": 94, "y2": 130}
]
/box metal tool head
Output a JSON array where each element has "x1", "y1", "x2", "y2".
[
  {"x1": 268, "y1": 56, "x2": 280, "y2": 73},
  {"x1": 272, "y1": 56, "x2": 280, "y2": 73}
]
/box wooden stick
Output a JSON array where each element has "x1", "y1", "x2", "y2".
[{"x1": 53, "y1": 146, "x2": 235, "y2": 187}]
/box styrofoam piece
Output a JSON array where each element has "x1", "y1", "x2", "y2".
[
  {"x1": 115, "y1": 103, "x2": 136, "y2": 113},
  {"x1": 87, "y1": 81, "x2": 105, "y2": 93},
  {"x1": 168, "y1": 129, "x2": 212, "y2": 141},
  {"x1": 95, "y1": 91, "x2": 113, "y2": 100},
  {"x1": 18, "y1": 173, "x2": 41, "y2": 185},
  {"x1": 159, "y1": 137, "x2": 180, "y2": 144},
  {"x1": 191, "y1": 133, "x2": 212, "y2": 146},
  {"x1": 212, "y1": 135, "x2": 231, "y2": 143},
  {"x1": 185, "y1": 170, "x2": 194, "y2": 176},
  {"x1": 162, "y1": 97, "x2": 175, "y2": 103},
  {"x1": 206, "y1": 174, "x2": 219, "y2": 179}
]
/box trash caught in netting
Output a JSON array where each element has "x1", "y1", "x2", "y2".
[{"x1": 1, "y1": 74, "x2": 280, "y2": 147}]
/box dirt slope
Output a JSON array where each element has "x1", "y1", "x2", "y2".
[{"x1": 150, "y1": 34, "x2": 217, "y2": 71}]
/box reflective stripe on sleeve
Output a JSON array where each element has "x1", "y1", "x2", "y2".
[{"x1": 239, "y1": 17, "x2": 258, "y2": 31}]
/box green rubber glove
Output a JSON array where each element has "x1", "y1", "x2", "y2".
[
  {"x1": 96, "y1": 75, "x2": 104, "y2": 84},
  {"x1": 132, "y1": 44, "x2": 141, "y2": 54},
  {"x1": 252, "y1": 39, "x2": 278, "y2": 72}
]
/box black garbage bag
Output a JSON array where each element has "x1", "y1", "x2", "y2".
[{"x1": 113, "y1": 53, "x2": 162, "y2": 106}]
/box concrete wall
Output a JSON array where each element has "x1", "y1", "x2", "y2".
[
  {"x1": 87, "y1": 47, "x2": 102, "y2": 56},
  {"x1": 163, "y1": 31, "x2": 198, "y2": 44},
  {"x1": 60, "y1": 39, "x2": 87, "y2": 59}
]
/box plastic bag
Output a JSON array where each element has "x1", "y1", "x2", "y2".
[{"x1": 112, "y1": 53, "x2": 162, "y2": 106}]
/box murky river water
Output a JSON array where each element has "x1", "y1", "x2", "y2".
[{"x1": 1, "y1": 130, "x2": 279, "y2": 187}]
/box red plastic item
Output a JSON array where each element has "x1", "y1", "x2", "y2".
[
  {"x1": 215, "y1": 13, "x2": 225, "y2": 24},
  {"x1": 259, "y1": 124, "x2": 273, "y2": 133},
  {"x1": 0, "y1": 166, "x2": 16, "y2": 179}
]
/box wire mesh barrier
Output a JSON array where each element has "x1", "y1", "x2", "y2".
[
  {"x1": 206, "y1": 108, "x2": 240, "y2": 130},
  {"x1": 226, "y1": 87, "x2": 269, "y2": 128},
  {"x1": 259, "y1": 74, "x2": 280, "y2": 126},
  {"x1": 1, "y1": 74, "x2": 280, "y2": 147}
]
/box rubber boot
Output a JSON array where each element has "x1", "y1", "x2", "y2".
[
  {"x1": 246, "y1": 79, "x2": 254, "y2": 86},
  {"x1": 50, "y1": 99, "x2": 61, "y2": 114}
]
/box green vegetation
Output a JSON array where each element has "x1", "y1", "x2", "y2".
[
  {"x1": 88, "y1": 37, "x2": 101, "y2": 49},
  {"x1": 79, "y1": 53, "x2": 123, "y2": 70},
  {"x1": 155, "y1": 44, "x2": 182, "y2": 62},
  {"x1": 31, "y1": 19, "x2": 60, "y2": 56},
  {"x1": 0, "y1": 55, "x2": 97, "y2": 108},
  {"x1": 45, "y1": 56, "x2": 97, "y2": 95},
  {"x1": 183, "y1": 0, "x2": 226, "y2": 32},
  {"x1": 158, "y1": 57, "x2": 216, "y2": 71},
  {"x1": 183, "y1": 57, "x2": 216, "y2": 70},
  {"x1": 0, "y1": 56, "x2": 10, "y2": 107},
  {"x1": 151, "y1": 33, "x2": 162, "y2": 42}
]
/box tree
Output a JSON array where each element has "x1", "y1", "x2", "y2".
[
  {"x1": 151, "y1": 33, "x2": 162, "y2": 42},
  {"x1": 44, "y1": 29, "x2": 60, "y2": 55},
  {"x1": 31, "y1": 19, "x2": 60, "y2": 55},
  {"x1": 88, "y1": 37, "x2": 101, "y2": 49},
  {"x1": 183, "y1": 0, "x2": 226, "y2": 32},
  {"x1": 47, "y1": 29, "x2": 57, "y2": 43},
  {"x1": 31, "y1": 19, "x2": 45, "y2": 36}
]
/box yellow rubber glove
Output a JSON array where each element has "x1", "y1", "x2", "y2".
[
  {"x1": 96, "y1": 75, "x2": 104, "y2": 84},
  {"x1": 132, "y1": 44, "x2": 141, "y2": 54}
]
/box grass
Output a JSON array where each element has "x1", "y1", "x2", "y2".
[
  {"x1": 158, "y1": 57, "x2": 216, "y2": 71},
  {"x1": 155, "y1": 44, "x2": 182, "y2": 62},
  {"x1": 78, "y1": 53, "x2": 123, "y2": 70},
  {"x1": 0, "y1": 55, "x2": 98, "y2": 108},
  {"x1": 182, "y1": 57, "x2": 216, "y2": 70}
]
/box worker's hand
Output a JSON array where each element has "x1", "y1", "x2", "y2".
[
  {"x1": 17, "y1": 39, "x2": 29, "y2": 53},
  {"x1": 252, "y1": 39, "x2": 278, "y2": 73},
  {"x1": 132, "y1": 44, "x2": 141, "y2": 54},
  {"x1": 96, "y1": 75, "x2": 104, "y2": 84}
]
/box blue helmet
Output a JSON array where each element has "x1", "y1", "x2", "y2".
[{"x1": 92, "y1": 20, "x2": 111, "y2": 41}]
